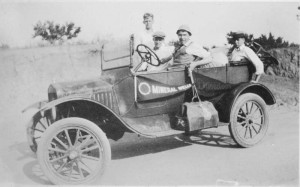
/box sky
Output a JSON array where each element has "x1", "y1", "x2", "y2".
[{"x1": 0, "y1": 0, "x2": 299, "y2": 48}]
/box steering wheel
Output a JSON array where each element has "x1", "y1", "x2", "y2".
[{"x1": 136, "y1": 44, "x2": 161, "y2": 66}]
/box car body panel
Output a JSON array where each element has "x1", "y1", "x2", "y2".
[
  {"x1": 120, "y1": 68, "x2": 188, "y2": 117},
  {"x1": 214, "y1": 82, "x2": 276, "y2": 122}
]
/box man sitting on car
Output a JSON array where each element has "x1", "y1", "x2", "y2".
[
  {"x1": 139, "y1": 31, "x2": 174, "y2": 71},
  {"x1": 230, "y1": 32, "x2": 264, "y2": 82},
  {"x1": 172, "y1": 25, "x2": 212, "y2": 70}
]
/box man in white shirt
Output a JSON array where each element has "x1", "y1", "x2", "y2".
[
  {"x1": 173, "y1": 25, "x2": 212, "y2": 69},
  {"x1": 230, "y1": 32, "x2": 264, "y2": 82},
  {"x1": 134, "y1": 12, "x2": 155, "y2": 49},
  {"x1": 131, "y1": 13, "x2": 155, "y2": 69},
  {"x1": 139, "y1": 31, "x2": 174, "y2": 71}
]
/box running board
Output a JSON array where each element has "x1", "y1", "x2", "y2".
[
  {"x1": 122, "y1": 114, "x2": 184, "y2": 138},
  {"x1": 146, "y1": 129, "x2": 184, "y2": 137}
]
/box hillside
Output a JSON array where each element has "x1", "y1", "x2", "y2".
[
  {"x1": 0, "y1": 44, "x2": 105, "y2": 139},
  {"x1": 261, "y1": 47, "x2": 299, "y2": 110},
  {"x1": 267, "y1": 47, "x2": 299, "y2": 79},
  {"x1": 0, "y1": 45, "x2": 101, "y2": 114}
]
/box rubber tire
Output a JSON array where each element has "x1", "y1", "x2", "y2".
[
  {"x1": 27, "y1": 112, "x2": 48, "y2": 153},
  {"x1": 37, "y1": 117, "x2": 111, "y2": 185},
  {"x1": 228, "y1": 93, "x2": 269, "y2": 148}
]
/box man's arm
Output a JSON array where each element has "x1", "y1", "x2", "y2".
[
  {"x1": 161, "y1": 55, "x2": 173, "y2": 64},
  {"x1": 186, "y1": 43, "x2": 212, "y2": 70},
  {"x1": 160, "y1": 46, "x2": 175, "y2": 65},
  {"x1": 244, "y1": 47, "x2": 264, "y2": 75},
  {"x1": 189, "y1": 56, "x2": 212, "y2": 70},
  {"x1": 186, "y1": 43, "x2": 210, "y2": 58},
  {"x1": 244, "y1": 47, "x2": 264, "y2": 82}
]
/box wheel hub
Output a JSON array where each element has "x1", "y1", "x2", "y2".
[
  {"x1": 245, "y1": 115, "x2": 253, "y2": 123},
  {"x1": 69, "y1": 150, "x2": 79, "y2": 160}
]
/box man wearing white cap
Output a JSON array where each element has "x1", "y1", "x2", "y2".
[
  {"x1": 173, "y1": 25, "x2": 212, "y2": 69},
  {"x1": 230, "y1": 32, "x2": 264, "y2": 82},
  {"x1": 139, "y1": 31, "x2": 174, "y2": 71}
]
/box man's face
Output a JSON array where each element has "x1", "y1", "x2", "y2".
[
  {"x1": 177, "y1": 31, "x2": 190, "y2": 45},
  {"x1": 143, "y1": 17, "x2": 153, "y2": 30},
  {"x1": 153, "y1": 37, "x2": 164, "y2": 49},
  {"x1": 235, "y1": 38, "x2": 245, "y2": 47}
]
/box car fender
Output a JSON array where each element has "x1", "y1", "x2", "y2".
[
  {"x1": 216, "y1": 82, "x2": 276, "y2": 123},
  {"x1": 22, "y1": 100, "x2": 48, "y2": 114},
  {"x1": 25, "y1": 95, "x2": 143, "y2": 150}
]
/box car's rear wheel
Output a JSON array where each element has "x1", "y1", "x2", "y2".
[
  {"x1": 37, "y1": 117, "x2": 111, "y2": 185},
  {"x1": 229, "y1": 93, "x2": 269, "y2": 148}
]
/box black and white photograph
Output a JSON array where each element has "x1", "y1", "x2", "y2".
[{"x1": 0, "y1": 0, "x2": 299, "y2": 186}]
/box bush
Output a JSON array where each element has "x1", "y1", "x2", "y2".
[
  {"x1": 33, "y1": 21, "x2": 81, "y2": 45},
  {"x1": 0, "y1": 43, "x2": 10, "y2": 50},
  {"x1": 226, "y1": 31, "x2": 295, "y2": 50},
  {"x1": 254, "y1": 33, "x2": 289, "y2": 50}
]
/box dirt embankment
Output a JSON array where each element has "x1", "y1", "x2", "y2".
[
  {"x1": 0, "y1": 45, "x2": 101, "y2": 114},
  {"x1": 261, "y1": 47, "x2": 299, "y2": 110},
  {"x1": 267, "y1": 47, "x2": 299, "y2": 79}
]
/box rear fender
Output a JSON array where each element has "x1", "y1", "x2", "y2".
[{"x1": 216, "y1": 83, "x2": 276, "y2": 123}]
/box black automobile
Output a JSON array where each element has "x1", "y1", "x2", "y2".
[{"x1": 23, "y1": 35, "x2": 278, "y2": 185}]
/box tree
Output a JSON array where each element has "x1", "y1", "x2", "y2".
[
  {"x1": 0, "y1": 43, "x2": 9, "y2": 50},
  {"x1": 226, "y1": 31, "x2": 292, "y2": 50},
  {"x1": 290, "y1": 43, "x2": 300, "y2": 48},
  {"x1": 226, "y1": 31, "x2": 253, "y2": 46},
  {"x1": 33, "y1": 21, "x2": 81, "y2": 44},
  {"x1": 253, "y1": 32, "x2": 289, "y2": 50}
]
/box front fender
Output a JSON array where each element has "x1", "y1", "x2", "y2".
[
  {"x1": 38, "y1": 95, "x2": 92, "y2": 112},
  {"x1": 216, "y1": 82, "x2": 276, "y2": 123},
  {"x1": 22, "y1": 100, "x2": 47, "y2": 113},
  {"x1": 22, "y1": 93, "x2": 92, "y2": 113},
  {"x1": 25, "y1": 95, "x2": 146, "y2": 149}
]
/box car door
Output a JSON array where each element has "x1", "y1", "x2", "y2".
[{"x1": 125, "y1": 68, "x2": 189, "y2": 117}]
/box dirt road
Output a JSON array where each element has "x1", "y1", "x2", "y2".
[{"x1": 0, "y1": 106, "x2": 298, "y2": 186}]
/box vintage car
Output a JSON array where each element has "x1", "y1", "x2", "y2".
[{"x1": 23, "y1": 36, "x2": 278, "y2": 185}]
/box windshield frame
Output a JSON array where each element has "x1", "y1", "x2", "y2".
[{"x1": 101, "y1": 35, "x2": 134, "y2": 71}]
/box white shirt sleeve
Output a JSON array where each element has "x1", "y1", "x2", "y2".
[
  {"x1": 186, "y1": 43, "x2": 210, "y2": 58},
  {"x1": 244, "y1": 47, "x2": 264, "y2": 75}
]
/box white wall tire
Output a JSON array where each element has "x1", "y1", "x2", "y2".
[
  {"x1": 37, "y1": 117, "x2": 111, "y2": 185},
  {"x1": 229, "y1": 93, "x2": 269, "y2": 148}
]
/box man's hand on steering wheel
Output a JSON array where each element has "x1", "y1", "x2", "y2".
[{"x1": 136, "y1": 44, "x2": 161, "y2": 66}]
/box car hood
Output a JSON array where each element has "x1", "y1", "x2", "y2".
[{"x1": 49, "y1": 77, "x2": 113, "y2": 99}]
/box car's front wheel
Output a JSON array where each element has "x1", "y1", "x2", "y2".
[
  {"x1": 37, "y1": 117, "x2": 111, "y2": 185},
  {"x1": 229, "y1": 93, "x2": 269, "y2": 148}
]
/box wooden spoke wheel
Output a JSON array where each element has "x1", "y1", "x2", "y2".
[
  {"x1": 37, "y1": 117, "x2": 111, "y2": 185},
  {"x1": 229, "y1": 93, "x2": 269, "y2": 148}
]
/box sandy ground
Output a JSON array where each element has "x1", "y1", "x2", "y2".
[
  {"x1": 0, "y1": 45, "x2": 298, "y2": 186},
  {"x1": 0, "y1": 107, "x2": 298, "y2": 186}
]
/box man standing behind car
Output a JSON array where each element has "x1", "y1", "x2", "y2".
[
  {"x1": 134, "y1": 12, "x2": 155, "y2": 48},
  {"x1": 230, "y1": 32, "x2": 264, "y2": 82},
  {"x1": 173, "y1": 25, "x2": 212, "y2": 69},
  {"x1": 131, "y1": 13, "x2": 155, "y2": 69},
  {"x1": 139, "y1": 31, "x2": 174, "y2": 71}
]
